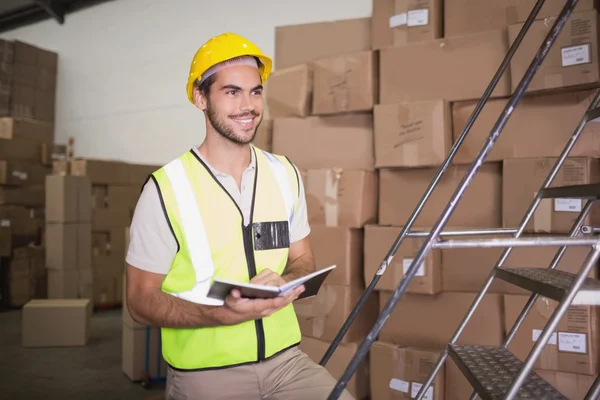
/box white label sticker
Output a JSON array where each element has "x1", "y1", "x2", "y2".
[
  {"x1": 389, "y1": 378, "x2": 409, "y2": 393},
  {"x1": 403, "y1": 258, "x2": 425, "y2": 277},
  {"x1": 0, "y1": 219, "x2": 10, "y2": 228},
  {"x1": 389, "y1": 13, "x2": 407, "y2": 28},
  {"x1": 407, "y1": 9, "x2": 429, "y2": 27},
  {"x1": 532, "y1": 329, "x2": 557, "y2": 345},
  {"x1": 562, "y1": 44, "x2": 591, "y2": 67},
  {"x1": 554, "y1": 198, "x2": 582, "y2": 213},
  {"x1": 411, "y1": 382, "x2": 433, "y2": 400},
  {"x1": 558, "y1": 332, "x2": 587, "y2": 354},
  {"x1": 11, "y1": 170, "x2": 28, "y2": 180}
]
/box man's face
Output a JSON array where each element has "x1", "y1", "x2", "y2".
[{"x1": 197, "y1": 65, "x2": 264, "y2": 145}]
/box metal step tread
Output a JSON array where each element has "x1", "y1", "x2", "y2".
[
  {"x1": 496, "y1": 267, "x2": 600, "y2": 305},
  {"x1": 448, "y1": 345, "x2": 565, "y2": 399},
  {"x1": 539, "y1": 183, "x2": 600, "y2": 199}
]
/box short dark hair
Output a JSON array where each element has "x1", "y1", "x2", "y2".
[{"x1": 194, "y1": 73, "x2": 217, "y2": 99}]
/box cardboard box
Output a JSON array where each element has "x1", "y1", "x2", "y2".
[
  {"x1": 509, "y1": 9, "x2": 600, "y2": 93},
  {"x1": 8, "y1": 245, "x2": 46, "y2": 306},
  {"x1": 122, "y1": 323, "x2": 167, "y2": 380},
  {"x1": 275, "y1": 18, "x2": 371, "y2": 69},
  {"x1": 312, "y1": 51, "x2": 377, "y2": 115},
  {"x1": 22, "y1": 299, "x2": 92, "y2": 347},
  {"x1": 444, "y1": 0, "x2": 520, "y2": 37},
  {"x1": 45, "y1": 223, "x2": 91, "y2": 271},
  {"x1": 93, "y1": 228, "x2": 126, "y2": 257},
  {"x1": 41, "y1": 143, "x2": 67, "y2": 166},
  {"x1": 273, "y1": 114, "x2": 375, "y2": 170},
  {"x1": 372, "y1": 0, "x2": 443, "y2": 49},
  {"x1": 364, "y1": 225, "x2": 442, "y2": 295},
  {"x1": 537, "y1": 370, "x2": 597, "y2": 398},
  {"x1": 45, "y1": 175, "x2": 92, "y2": 223},
  {"x1": 252, "y1": 120, "x2": 273, "y2": 152},
  {"x1": 303, "y1": 169, "x2": 378, "y2": 228},
  {"x1": 0, "y1": 117, "x2": 53, "y2": 143},
  {"x1": 107, "y1": 185, "x2": 140, "y2": 210},
  {"x1": 378, "y1": 291, "x2": 504, "y2": 349},
  {"x1": 0, "y1": 138, "x2": 42, "y2": 163},
  {"x1": 503, "y1": 157, "x2": 600, "y2": 233},
  {"x1": 295, "y1": 284, "x2": 378, "y2": 343},
  {"x1": 374, "y1": 100, "x2": 451, "y2": 168},
  {"x1": 127, "y1": 163, "x2": 160, "y2": 187},
  {"x1": 379, "y1": 29, "x2": 511, "y2": 104},
  {"x1": 452, "y1": 89, "x2": 600, "y2": 163},
  {"x1": 378, "y1": 163, "x2": 502, "y2": 228},
  {"x1": 47, "y1": 267, "x2": 93, "y2": 300},
  {"x1": 0, "y1": 205, "x2": 40, "y2": 236},
  {"x1": 93, "y1": 255, "x2": 124, "y2": 304},
  {"x1": 370, "y1": 342, "x2": 444, "y2": 400},
  {"x1": 0, "y1": 160, "x2": 50, "y2": 186},
  {"x1": 266, "y1": 64, "x2": 312, "y2": 118},
  {"x1": 92, "y1": 208, "x2": 132, "y2": 231},
  {"x1": 300, "y1": 336, "x2": 370, "y2": 399},
  {"x1": 71, "y1": 159, "x2": 130, "y2": 185},
  {"x1": 310, "y1": 226, "x2": 364, "y2": 287},
  {"x1": 505, "y1": 295, "x2": 600, "y2": 375},
  {"x1": 0, "y1": 186, "x2": 44, "y2": 207}
]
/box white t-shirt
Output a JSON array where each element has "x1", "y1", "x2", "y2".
[{"x1": 125, "y1": 147, "x2": 311, "y2": 275}]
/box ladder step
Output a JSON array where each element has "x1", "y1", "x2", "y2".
[
  {"x1": 496, "y1": 267, "x2": 600, "y2": 305},
  {"x1": 538, "y1": 183, "x2": 600, "y2": 199},
  {"x1": 448, "y1": 345, "x2": 565, "y2": 399}
]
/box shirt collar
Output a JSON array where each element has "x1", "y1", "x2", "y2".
[{"x1": 192, "y1": 146, "x2": 256, "y2": 178}]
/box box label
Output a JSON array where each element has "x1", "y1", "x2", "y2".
[
  {"x1": 0, "y1": 219, "x2": 10, "y2": 227},
  {"x1": 403, "y1": 258, "x2": 425, "y2": 277},
  {"x1": 532, "y1": 329, "x2": 557, "y2": 345},
  {"x1": 390, "y1": 13, "x2": 407, "y2": 28},
  {"x1": 408, "y1": 9, "x2": 429, "y2": 27},
  {"x1": 558, "y1": 332, "x2": 587, "y2": 354},
  {"x1": 554, "y1": 198, "x2": 582, "y2": 212},
  {"x1": 389, "y1": 378, "x2": 409, "y2": 393},
  {"x1": 561, "y1": 44, "x2": 591, "y2": 67},
  {"x1": 411, "y1": 382, "x2": 434, "y2": 400}
]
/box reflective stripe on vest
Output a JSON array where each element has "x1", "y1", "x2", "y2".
[{"x1": 163, "y1": 149, "x2": 297, "y2": 306}]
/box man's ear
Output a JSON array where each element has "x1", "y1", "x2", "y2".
[{"x1": 193, "y1": 88, "x2": 208, "y2": 111}]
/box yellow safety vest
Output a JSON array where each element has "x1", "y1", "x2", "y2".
[{"x1": 151, "y1": 145, "x2": 302, "y2": 370}]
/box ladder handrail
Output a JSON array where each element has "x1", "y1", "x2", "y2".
[{"x1": 318, "y1": 0, "x2": 548, "y2": 371}]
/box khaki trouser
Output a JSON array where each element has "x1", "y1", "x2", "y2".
[{"x1": 165, "y1": 346, "x2": 355, "y2": 400}]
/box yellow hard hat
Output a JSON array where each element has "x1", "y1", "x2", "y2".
[{"x1": 186, "y1": 32, "x2": 272, "y2": 103}]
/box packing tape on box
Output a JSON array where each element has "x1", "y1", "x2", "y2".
[
  {"x1": 330, "y1": 56, "x2": 350, "y2": 112},
  {"x1": 293, "y1": 285, "x2": 337, "y2": 338},
  {"x1": 324, "y1": 168, "x2": 342, "y2": 227},
  {"x1": 533, "y1": 192, "x2": 553, "y2": 233}
]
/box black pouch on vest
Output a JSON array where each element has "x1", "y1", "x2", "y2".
[{"x1": 253, "y1": 221, "x2": 290, "y2": 251}]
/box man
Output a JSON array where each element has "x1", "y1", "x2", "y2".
[{"x1": 125, "y1": 32, "x2": 354, "y2": 400}]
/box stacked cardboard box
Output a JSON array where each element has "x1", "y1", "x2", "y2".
[
  {"x1": 52, "y1": 158, "x2": 159, "y2": 307},
  {"x1": 267, "y1": 17, "x2": 377, "y2": 400},
  {"x1": 0, "y1": 39, "x2": 65, "y2": 309}
]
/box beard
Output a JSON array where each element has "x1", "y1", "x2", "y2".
[{"x1": 205, "y1": 100, "x2": 260, "y2": 145}]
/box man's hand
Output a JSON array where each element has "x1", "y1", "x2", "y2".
[
  {"x1": 250, "y1": 268, "x2": 287, "y2": 287},
  {"x1": 217, "y1": 284, "x2": 304, "y2": 325}
]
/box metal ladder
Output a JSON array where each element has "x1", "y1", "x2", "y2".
[{"x1": 321, "y1": 0, "x2": 600, "y2": 398}]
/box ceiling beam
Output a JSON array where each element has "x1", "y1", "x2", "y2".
[{"x1": 32, "y1": 0, "x2": 65, "y2": 24}]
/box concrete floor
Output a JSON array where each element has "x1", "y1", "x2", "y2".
[{"x1": 0, "y1": 308, "x2": 165, "y2": 400}]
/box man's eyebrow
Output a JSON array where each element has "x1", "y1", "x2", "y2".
[
  {"x1": 252, "y1": 84, "x2": 264, "y2": 91},
  {"x1": 221, "y1": 84, "x2": 242, "y2": 91}
]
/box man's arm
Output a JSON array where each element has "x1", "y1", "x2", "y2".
[{"x1": 282, "y1": 236, "x2": 316, "y2": 283}]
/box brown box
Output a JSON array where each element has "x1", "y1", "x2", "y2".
[
  {"x1": 41, "y1": 143, "x2": 67, "y2": 166},
  {"x1": 0, "y1": 186, "x2": 44, "y2": 207},
  {"x1": 370, "y1": 342, "x2": 445, "y2": 400},
  {"x1": 92, "y1": 208, "x2": 132, "y2": 231},
  {"x1": 71, "y1": 159, "x2": 130, "y2": 185},
  {"x1": 312, "y1": 51, "x2": 377, "y2": 115},
  {"x1": 310, "y1": 226, "x2": 364, "y2": 287},
  {"x1": 47, "y1": 267, "x2": 93, "y2": 300},
  {"x1": 505, "y1": 295, "x2": 600, "y2": 375},
  {"x1": 107, "y1": 185, "x2": 140, "y2": 209},
  {"x1": 536, "y1": 370, "x2": 597, "y2": 398},
  {"x1": 374, "y1": 100, "x2": 451, "y2": 168},
  {"x1": 22, "y1": 299, "x2": 92, "y2": 347},
  {"x1": 45, "y1": 175, "x2": 92, "y2": 223},
  {"x1": 272, "y1": 114, "x2": 375, "y2": 170},
  {"x1": 266, "y1": 64, "x2": 312, "y2": 118},
  {"x1": 295, "y1": 284, "x2": 378, "y2": 343},
  {"x1": 0, "y1": 160, "x2": 50, "y2": 186},
  {"x1": 0, "y1": 223, "x2": 11, "y2": 256},
  {"x1": 0, "y1": 205, "x2": 40, "y2": 236},
  {"x1": 452, "y1": 90, "x2": 600, "y2": 164},
  {"x1": 372, "y1": 0, "x2": 443, "y2": 50},
  {"x1": 303, "y1": 169, "x2": 378, "y2": 228},
  {"x1": 45, "y1": 223, "x2": 91, "y2": 271},
  {"x1": 378, "y1": 291, "x2": 504, "y2": 349},
  {"x1": 503, "y1": 157, "x2": 600, "y2": 233},
  {"x1": 0, "y1": 117, "x2": 53, "y2": 143},
  {"x1": 127, "y1": 163, "x2": 160, "y2": 187},
  {"x1": 0, "y1": 138, "x2": 42, "y2": 163},
  {"x1": 300, "y1": 336, "x2": 370, "y2": 399},
  {"x1": 379, "y1": 29, "x2": 511, "y2": 104},
  {"x1": 93, "y1": 228, "x2": 126, "y2": 257},
  {"x1": 122, "y1": 324, "x2": 167, "y2": 380},
  {"x1": 378, "y1": 163, "x2": 502, "y2": 228},
  {"x1": 364, "y1": 225, "x2": 442, "y2": 295},
  {"x1": 510, "y1": 9, "x2": 600, "y2": 94},
  {"x1": 275, "y1": 18, "x2": 371, "y2": 69},
  {"x1": 252, "y1": 120, "x2": 273, "y2": 152}
]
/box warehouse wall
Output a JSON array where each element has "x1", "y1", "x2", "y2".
[{"x1": 0, "y1": 0, "x2": 372, "y2": 164}]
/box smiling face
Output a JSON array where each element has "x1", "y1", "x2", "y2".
[{"x1": 194, "y1": 64, "x2": 264, "y2": 145}]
